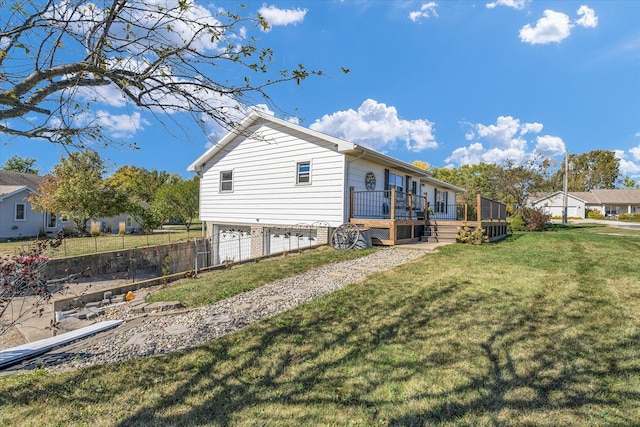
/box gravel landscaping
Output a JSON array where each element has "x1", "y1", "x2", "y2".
[{"x1": 17, "y1": 247, "x2": 431, "y2": 372}]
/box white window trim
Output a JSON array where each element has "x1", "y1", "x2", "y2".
[
  {"x1": 220, "y1": 169, "x2": 234, "y2": 193},
  {"x1": 296, "y1": 160, "x2": 311, "y2": 185},
  {"x1": 15, "y1": 203, "x2": 26, "y2": 221}
]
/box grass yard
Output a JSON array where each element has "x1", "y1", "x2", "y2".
[{"x1": 1, "y1": 224, "x2": 639, "y2": 426}]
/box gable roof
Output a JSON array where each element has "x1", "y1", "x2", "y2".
[
  {"x1": 530, "y1": 189, "x2": 640, "y2": 206},
  {"x1": 188, "y1": 110, "x2": 465, "y2": 193},
  {"x1": 589, "y1": 189, "x2": 640, "y2": 204},
  {"x1": 0, "y1": 170, "x2": 44, "y2": 188},
  {"x1": 0, "y1": 185, "x2": 36, "y2": 202}
]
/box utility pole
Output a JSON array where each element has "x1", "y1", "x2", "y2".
[{"x1": 563, "y1": 149, "x2": 569, "y2": 224}]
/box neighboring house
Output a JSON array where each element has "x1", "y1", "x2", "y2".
[
  {"x1": 189, "y1": 110, "x2": 507, "y2": 263},
  {"x1": 529, "y1": 189, "x2": 640, "y2": 218},
  {"x1": 0, "y1": 170, "x2": 44, "y2": 240},
  {"x1": 0, "y1": 170, "x2": 141, "y2": 239}
]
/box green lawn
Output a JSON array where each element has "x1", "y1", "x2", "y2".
[{"x1": 1, "y1": 224, "x2": 639, "y2": 426}]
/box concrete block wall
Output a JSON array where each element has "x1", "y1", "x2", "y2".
[{"x1": 41, "y1": 240, "x2": 204, "y2": 282}]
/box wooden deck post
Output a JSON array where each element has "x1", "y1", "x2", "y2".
[
  {"x1": 349, "y1": 186, "x2": 354, "y2": 220},
  {"x1": 423, "y1": 194, "x2": 427, "y2": 218},
  {"x1": 390, "y1": 187, "x2": 396, "y2": 220},
  {"x1": 464, "y1": 203, "x2": 468, "y2": 222},
  {"x1": 476, "y1": 192, "x2": 482, "y2": 223}
]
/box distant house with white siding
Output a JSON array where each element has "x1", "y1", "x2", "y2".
[
  {"x1": 529, "y1": 189, "x2": 640, "y2": 218},
  {"x1": 188, "y1": 110, "x2": 477, "y2": 263}
]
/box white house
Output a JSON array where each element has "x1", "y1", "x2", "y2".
[
  {"x1": 188, "y1": 110, "x2": 467, "y2": 262},
  {"x1": 530, "y1": 189, "x2": 640, "y2": 218}
]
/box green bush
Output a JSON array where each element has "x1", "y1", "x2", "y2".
[
  {"x1": 510, "y1": 212, "x2": 526, "y2": 232},
  {"x1": 456, "y1": 226, "x2": 488, "y2": 244},
  {"x1": 587, "y1": 209, "x2": 605, "y2": 220}
]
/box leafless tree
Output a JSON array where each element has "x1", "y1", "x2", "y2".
[{"x1": 0, "y1": 0, "x2": 322, "y2": 148}]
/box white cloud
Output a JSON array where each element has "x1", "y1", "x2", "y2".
[
  {"x1": 534, "y1": 135, "x2": 566, "y2": 157},
  {"x1": 519, "y1": 7, "x2": 598, "y2": 45},
  {"x1": 486, "y1": 0, "x2": 528, "y2": 10},
  {"x1": 447, "y1": 143, "x2": 486, "y2": 165},
  {"x1": 310, "y1": 99, "x2": 438, "y2": 152},
  {"x1": 409, "y1": 2, "x2": 438, "y2": 22},
  {"x1": 447, "y1": 116, "x2": 563, "y2": 166},
  {"x1": 95, "y1": 110, "x2": 149, "y2": 138},
  {"x1": 519, "y1": 9, "x2": 573, "y2": 45},
  {"x1": 615, "y1": 150, "x2": 640, "y2": 177},
  {"x1": 629, "y1": 144, "x2": 640, "y2": 161},
  {"x1": 258, "y1": 5, "x2": 307, "y2": 31},
  {"x1": 576, "y1": 5, "x2": 598, "y2": 28}
]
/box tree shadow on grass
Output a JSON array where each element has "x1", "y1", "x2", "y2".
[{"x1": 1, "y1": 264, "x2": 639, "y2": 426}]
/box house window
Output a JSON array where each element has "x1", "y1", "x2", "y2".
[
  {"x1": 46, "y1": 213, "x2": 57, "y2": 228},
  {"x1": 220, "y1": 170, "x2": 233, "y2": 192},
  {"x1": 435, "y1": 189, "x2": 448, "y2": 214},
  {"x1": 296, "y1": 161, "x2": 311, "y2": 185},
  {"x1": 15, "y1": 203, "x2": 26, "y2": 221},
  {"x1": 126, "y1": 217, "x2": 132, "y2": 228},
  {"x1": 605, "y1": 206, "x2": 619, "y2": 217}
]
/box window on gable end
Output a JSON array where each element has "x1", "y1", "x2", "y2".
[
  {"x1": 296, "y1": 161, "x2": 311, "y2": 185},
  {"x1": 220, "y1": 170, "x2": 233, "y2": 192}
]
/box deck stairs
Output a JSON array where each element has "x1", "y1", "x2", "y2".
[{"x1": 422, "y1": 221, "x2": 458, "y2": 243}]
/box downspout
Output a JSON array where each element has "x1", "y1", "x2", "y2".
[{"x1": 345, "y1": 150, "x2": 366, "y2": 222}]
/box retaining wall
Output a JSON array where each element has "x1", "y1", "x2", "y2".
[{"x1": 42, "y1": 240, "x2": 206, "y2": 283}]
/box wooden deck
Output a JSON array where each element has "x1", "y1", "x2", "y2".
[{"x1": 349, "y1": 189, "x2": 508, "y2": 246}]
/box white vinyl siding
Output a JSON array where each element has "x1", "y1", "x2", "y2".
[{"x1": 199, "y1": 120, "x2": 346, "y2": 226}]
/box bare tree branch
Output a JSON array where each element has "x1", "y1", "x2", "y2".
[{"x1": 0, "y1": 0, "x2": 324, "y2": 147}]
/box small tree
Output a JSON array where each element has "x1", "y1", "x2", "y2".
[
  {"x1": 30, "y1": 151, "x2": 129, "y2": 234},
  {"x1": 155, "y1": 177, "x2": 200, "y2": 231}
]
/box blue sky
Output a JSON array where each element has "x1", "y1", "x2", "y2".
[{"x1": 1, "y1": 0, "x2": 639, "y2": 181}]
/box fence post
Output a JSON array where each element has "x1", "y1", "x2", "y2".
[{"x1": 64, "y1": 236, "x2": 67, "y2": 257}]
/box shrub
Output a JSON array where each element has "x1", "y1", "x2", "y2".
[
  {"x1": 510, "y1": 212, "x2": 526, "y2": 232},
  {"x1": 619, "y1": 213, "x2": 629, "y2": 220},
  {"x1": 90, "y1": 221, "x2": 101, "y2": 237},
  {"x1": 456, "y1": 226, "x2": 488, "y2": 244},
  {"x1": 587, "y1": 209, "x2": 604, "y2": 220},
  {"x1": 524, "y1": 208, "x2": 551, "y2": 232}
]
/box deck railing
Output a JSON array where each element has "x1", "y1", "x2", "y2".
[
  {"x1": 350, "y1": 188, "x2": 426, "y2": 220},
  {"x1": 350, "y1": 189, "x2": 507, "y2": 223}
]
